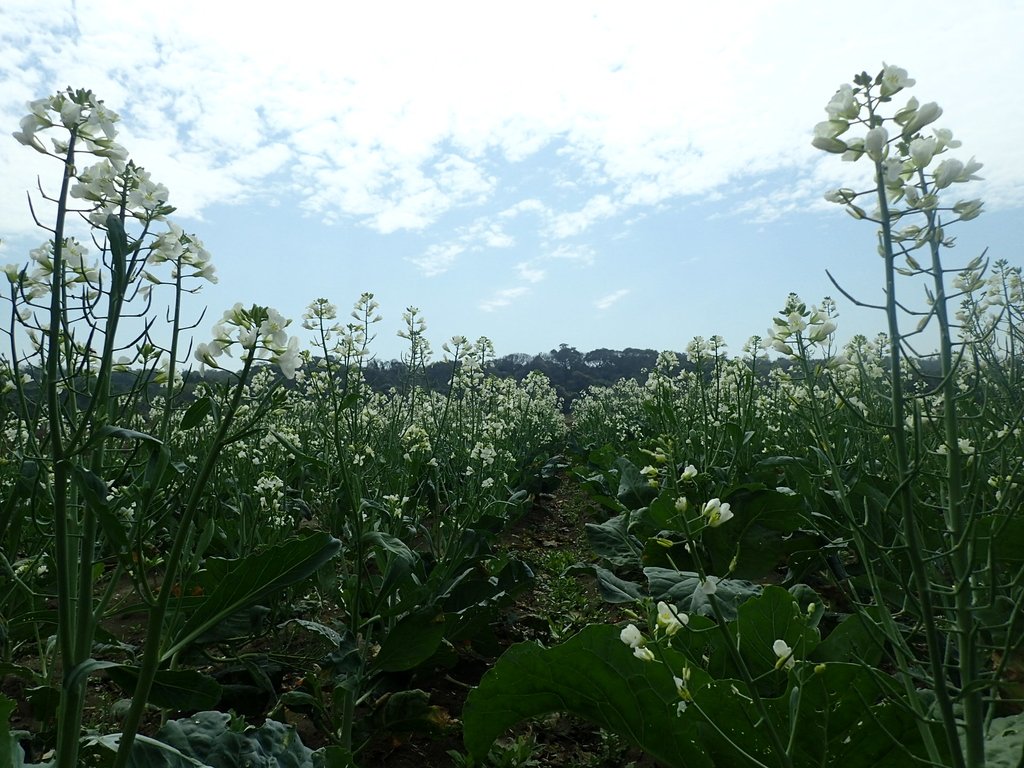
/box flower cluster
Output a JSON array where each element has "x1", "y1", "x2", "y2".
[
  {"x1": 13, "y1": 88, "x2": 125, "y2": 168},
  {"x1": 195, "y1": 304, "x2": 301, "y2": 379},
  {"x1": 814, "y1": 64, "x2": 984, "y2": 238},
  {"x1": 766, "y1": 294, "x2": 838, "y2": 358},
  {"x1": 146, "y1": 223, "x2": 217, "y2": 285}
]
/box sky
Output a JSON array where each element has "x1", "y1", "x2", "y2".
[{"x1": 1, "y1": 0, "x2": 1023, "y2": 362}]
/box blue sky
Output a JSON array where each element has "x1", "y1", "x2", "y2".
[{"x1": 2, "y1": 1, "x2": 1023, "y2": 361}]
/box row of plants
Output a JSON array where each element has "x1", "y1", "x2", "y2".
[
  {"x1": 0, "y1": 88, "x2": 565, "y2": 767},
  {"x1": 2, "y1": 63, "x2": 1023, "y2": 768},
  {"x1": 462, "y1": 66, "x2": 1024, "y2": 768}
]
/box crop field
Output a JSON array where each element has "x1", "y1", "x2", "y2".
[{"x1": 2, "y1": 68, "x2": 1023, "y2": 768}]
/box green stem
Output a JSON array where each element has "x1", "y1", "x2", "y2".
[
  {"x1": 47, "y1": 128, "x2": 89, "y2": 768},
  {"x1": 871, "y1": 148, "x2": 964, "y2": 768},
  {"x1": 113, "y1": 349, "x2": 257, "y2": 768},
  {"x1": 918, "y1": 175, "x2": 986, "y2": 768}
]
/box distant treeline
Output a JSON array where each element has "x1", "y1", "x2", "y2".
[{"x1": 12, "y1": 343, "x2": 949, "y2": 413}]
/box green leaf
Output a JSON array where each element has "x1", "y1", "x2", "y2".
[
  {"x1": 730, "y1": 586, "x2": 819, "y2": 691},
  {"x1": 980, "y1": 713, "x2": 1024, "y2": 768},
  {"x1": 71, "y1": 464, "x2": 129, "y2": 554},
  {"x1": 644, "y1": 567, "x2": 760, "y2": 621},
  {"x1": 66, "y1": 658, "x2": 122, "y2": 693},
  {"x1": 614, "y1": 457, "x2": 658, "y2": 510},
  {"x1": 179, "y1": 397, "x2": 213, "y2": 431},
  {"x1": 164, "y1": 533, "x2": 341, "y2": 660},
  {"x1": 373, "y1": 609, "x2": 446, "y2": 672},
  {"x1": 463, "y1": 625, "x2": 712, "y2": 768},
  {"x1": 585, "y1": 513, "x2": 641, "y2": 568},
  {"x1": 126, "y1": 711, "x2": 315, "y2": 768},
  {"x1": 812, "y1": 611, "x2": 885, "y2": 666},
  {"x1": 571, "y1": 565, "x2": 641, "y2": 603},
  {"x1": 703, "y1": 487, "x2": 815, "y2": 579},
  {"x1": 106, "y1": 667, "x2": 222, "y2": 711},
  {"x1": 94, "y1": 424, "x2": 163, "y2": 445},
  {"x1": 279, "y1": 619, "x2": 343, "y2": 650}
]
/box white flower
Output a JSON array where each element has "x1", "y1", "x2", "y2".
[
  {"x1": 933, "y1": 128, "x2": 961, "y2": 151},
  {"x1": 824, "y1": 188, "x2": 855, "y2": 204},
  {"x1": 933, "y1": 157, "x2": 984, "y2": 189},
  {"x1": 194, "y1": 342, "x2": 221, "y2": 375},
  {"x1": 702, "y1": 498, "x2": 734, "y2": 527},
  {"x1": 699, "y1": 577, "x2": 718, "y2": 596},
  {"x1": 681, "y1": 464, "x2": 698, "y2": 481},
  {"x1": 273, "y1": 336, "x2": 302, "y2": 380},
  {"x1": 633, "y1": 646, "x2": 656, "y2": 662},
  {"x1": 812, "y1": 120, "x2": 850, "y2": 153},
  {"x1": 620, "y1": 623, "x2": 644, "y2": 649},
  {"x1": 12, "y1": 114, "x2": 48, "y2": 153},
  {"x1": 879, "y1": 63, "x2": 915, "y2": 97},
  {"x1": 773, "y1": 639, "x2": 795, "y2": 670},
  {"x1": 953, "y1": 199, "x2": 984, "y2": 221},
  {"x1": 880, "y1": 158, "x2": 906, "y2": 188},
  {"x1": 657, "y1": 601, "x2": 688, "y2": 636},
  {"x1": 825, "y1": 83, "x2": 859, "y2": 120}
]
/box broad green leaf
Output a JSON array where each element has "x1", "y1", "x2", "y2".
[
  {"x1": 730, "y1": 586, "x2": 819, "y2": 693},
  {"x1": 66, "y1": 658, "x2": 122, "y2": 693},
  {"x1": 106, "y1": 667, "x2": 222, "y2": 711},
  {"x1": 126, "y1": 711, "x2": 314, "y2": 768},
  {"x1": 164, "y1": 533, "x2": 340, "y2": 660},
  {"x1": 279, "y1": 619, "x2": 343, "y2": 649},
  {"x1": 812, "y1": 611, "x2": 885, "y2": 666},
  {"x1": 614, "y1": 457, "x2": 658, "y2": 509},
  {"x1": 373, "y1": 609, "x2": 446, "y2": 672},
  {"x1": 703, "y1": 488, "x2": 814, "y2": 579},
  {"x1": 463, "y1": 624, "x2": 713, "y2": 768},
  {"x1": 645, "y1": 567, "x2": 760, "y2": 621},
  {"x1": 688, "y1": 663, "x2": 933, "y2": 767},
  {"x1": 585, "y1": 513, "x2": 641, "y2": 568},
  {"x1": 980, "y1": 713, "x2": 1024, "y2": 768},
  {"x1": 588, "y1": 565, "x2": 643, "y2": 603}
]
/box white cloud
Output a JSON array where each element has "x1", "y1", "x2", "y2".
[
  {"x1": 595, "y1": 288, "x2": 630, "y2": 310},
  {"x1": 547, "y1": 244, "x2": 596, "y2": 267},
  {"x1": 411, "y1": 243, "x2": 464, "y2": 277},
  {"x1": 516, "y1": 261, "x2": 546, "y2": 283},
  {"x1": 479, "y1": 286, "x2": 528, "y2": 312},
  {"x1": 2, "y1": 0, "x2": 1023, "y2": 245},
  {"x1": 547, "y1": 194, "x2": 620, "y2": 239},
  {"x1": 499, "y1": 199, "x2": 547, "y2": 219},
  {"x1": 409, "y1": 214, "x2": 515, "y2": 276}
]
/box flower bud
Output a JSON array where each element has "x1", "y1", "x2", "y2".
[
  {"x1": 901, "y1": 101, "x2": 942, "y2": 139},
  {"x1": 862, "y1": 127, "x2": 887, "y2": 161},
  {"x1": 909, "y1": 136, "x2": 938, "y2": 169}
]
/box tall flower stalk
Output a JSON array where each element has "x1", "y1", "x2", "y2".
[
  {"x1": 4, "y1": 89, "x2": 300, "y2": 768},
  {"x1": 813, "y1": 64, "x2": 997, "y2": 768}
]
